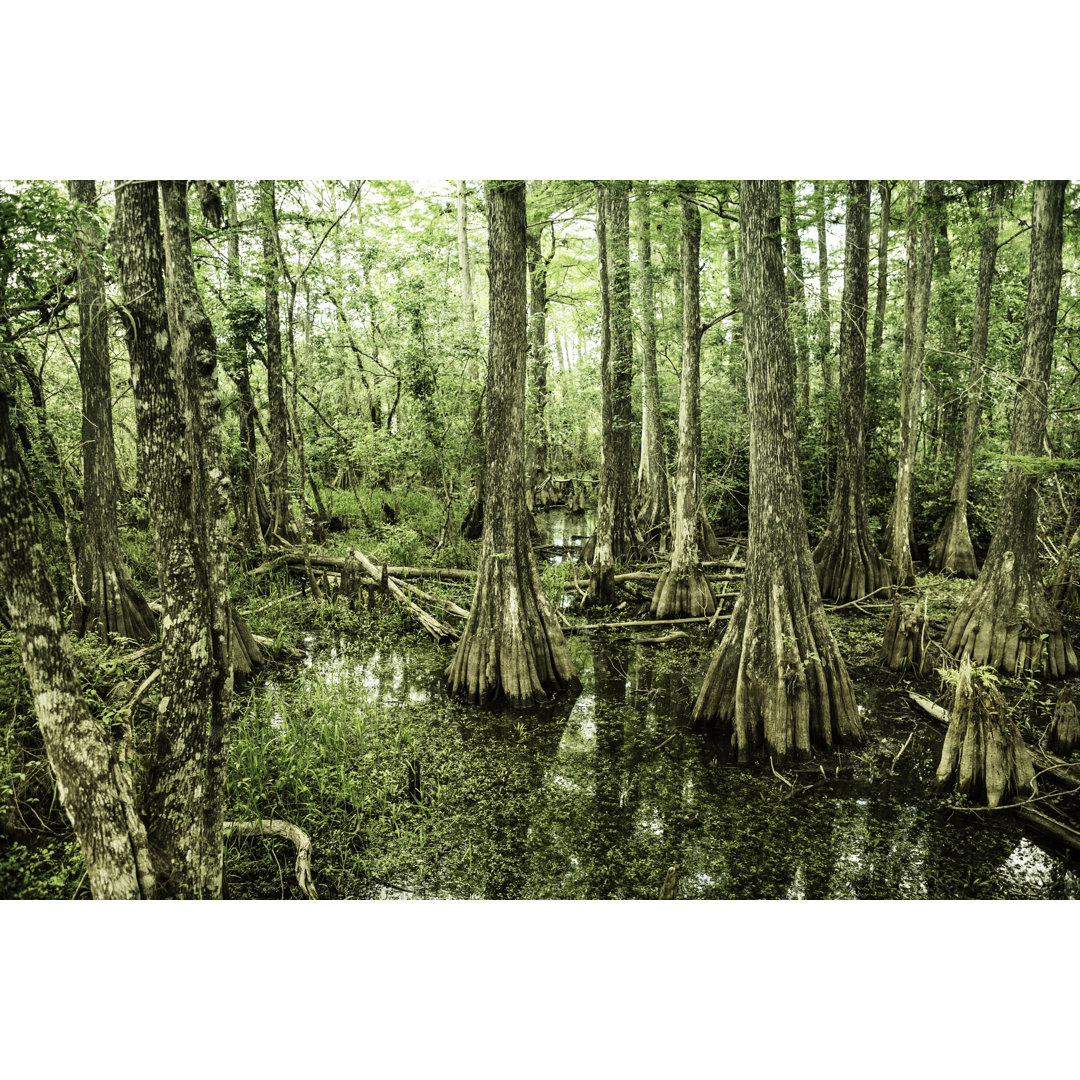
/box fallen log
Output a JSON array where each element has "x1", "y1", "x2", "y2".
[
  {"x1": 633, "y1": 631, "x2": 692, "y2": 645},
  {"x1": 348, "y1": 548, "x2": 458, "y2": 642},
  {"x1": 224, "y1": 818, "x2": 318, "y2": 899},
  {"x1": 563, "y1": 615, "x2": 729, "y2": 634}
]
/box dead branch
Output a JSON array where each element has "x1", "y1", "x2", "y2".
[{"x1": 348, "y1": 548, "x2": 458, "y2": 641}]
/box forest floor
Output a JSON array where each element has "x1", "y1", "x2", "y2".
[{"x1": 2, "y1": 503, "x2": 1079, "y2": 899}]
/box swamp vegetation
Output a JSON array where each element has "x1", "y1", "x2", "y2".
[{"x1": 2, "y1": 179, "x2": 1080, "y2": 900}]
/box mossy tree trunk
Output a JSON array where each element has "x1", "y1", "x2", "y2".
[
  {"x1": 692, "y1": 181, "x2": 861, "y2": 764},
  {"x1": 635, "y1": 185, "x2": 672, "y2": 542},
  {"x1": 931, "y1": 182, "x2": 1004, "y2": 577},
  {"x1": 446, "y1": 181, "x2": 579, "y2": 707},
  {"x1": 66, "y1": 180, "x2": 156, "y2": 641},
  {"x1": 159, "y1": 180, "x2": 243, "y2": 893},
  {"x1": 0, "y1": 387, "x2": 155, "y2": 898},
  {"x1": 114, "y1": 180, "x2": 228, "y2": 898},
  {"x1": 651, "y1": 190, "x2": 715, "y2": 619},
  {"x1": 883, "y1": 180, "x2": 936, "y2": 585},
  {"x1": 812, "y1": 181, "x2": 892, "y2": 602},
  {"x1": 943, "y1": 180, "x2": 1078, "y2": 677}
]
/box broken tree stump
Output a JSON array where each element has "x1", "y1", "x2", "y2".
[
  {"x1": 1050, "y1": 687, "x2": 1080, "y2": 757},
  {"x1": 934, "y1": 658, "x2": 1035, "y2": 809},
  {"x1": 878, "y1": 595, "x2": 931, "y2": 674},
  {"x1": 338, "y1": 556, "x2": 363, "y2": 603}
]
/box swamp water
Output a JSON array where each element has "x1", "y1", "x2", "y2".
[{"x1": 241, "y1": 510, "x2": 1080, "y2": 900}]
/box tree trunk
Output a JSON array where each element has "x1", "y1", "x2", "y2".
[
  {"x1": 445, "y1": 181, "x2": 579, "y2": 707},
  {"x1": 812, "y1": 181, "x2": 892, "y2": 602},
  {"x1": 260, "y1": 180, "x2": 294, "y2": 546},
  {"x1": 814, "y1": 181, "x2": 835, "y2": 467},
  {"x1": 883, "y1": 180, "x2": 936, "y2": 585},
  {"x1": 931, "y1": 182, "x2": 1004, "y2": 577},
  {"x1": 159, "y1": 179, "x2": 240, "y2": 896},
  {"x1": 692, "y1": 181, "x2": 861, "y2": 763},
  {"x1": 943, "y1": 180, "x2": 1078, "y2": 677},
  {"x1": 457, "y1": 180, "x2": 476, "y2": 336},
  {"x1": 1050, "y1": 688, "x2": 1080, "y2": 757},
  {"x1": 524, "y1": 193, "x2": 551, "y2": 509},
  {"x1": 870, "y1": 180, "x2": 892, "y2": 371},
  {"x1": 113, "y1": 180, "x2": 223, "y2": 897},
  {"x1": 783, "y1": 181, "x2": 811, "y2": 420},
  {"x1": 651, "y1": 190, "x2": 715, "y2": 619},
  {"x1": 586, "y1": 183, "x2": 642, "y2": 602},
  {"x1": 226, "y1": 180, "x2": 265, "y2": 553},
  {"x1": 635, "y1": 186, "x2": 672, "y2": 541},
  {"x1": 66, "y1": 180, "x2": 156, "y2": 641},
  {"x1": 0, "y1": 387, "x2": 155, "y2": 898}
]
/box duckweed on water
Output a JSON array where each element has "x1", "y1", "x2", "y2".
[{"x1": 225, "y1": 618, "x2": 1080, "y2": 900}]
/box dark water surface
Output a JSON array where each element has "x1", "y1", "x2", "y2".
[{"x1": 275, "y1": 510, "x2": 1080, "y2": 899}]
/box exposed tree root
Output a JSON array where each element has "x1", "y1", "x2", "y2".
[
  {"x1": 813, "y1": 513, "x2": 892, "y2": 603},
  {"x1": 224, "y1": 818, "x2": 318, "y2": 899},
  {"x1": 73, "y1": 560, "x2": 157, "y2": 642},
  {"x1": 878, "y1": 595, "x2": 931, "y2": 674},
  {"x1": 934, "y1": 658, "x2": 1034, "y2": 809},
  {"x1": 943, "y1": 552, "x2": 1078, "y2": 677},
  {"x1": 445, "y1": 544, "x2": 579, "y2": 707},
  {"x1": 1051, "y1": 688, "x2": 1080, "y2": 757},
  {"x1": 695, "y1": 509, "x2": 722, "y2": 560},
  {"x1": 692, "y1": 574, "x2": 862, "y2": 764},
  {"x1": 649, "y1": 567, "x2": 716, "y2": 619},
  {"x1": 229, "y1": 603, "x2": 264, "y2": 683},
  {"x1": 929, "y1": 505, "x2": 979, "y2": 577}
]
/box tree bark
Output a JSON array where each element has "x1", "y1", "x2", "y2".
[
  {"x1": 692, "y1": 181, "x2": 861, "y2": 763},
  {"x1": 651, "y1": 190, "x2": 715, "y2": 619},
  {"x1": 812, "y1": 181, "x2": 892, "y2": 602},
  {"x1": 66, "y1": 180, "x2": 156, "y2": 641},
  {"x1": 635, "y1": 186, "x2": 672, "y2": 540},
  {"x1": 445, "y1": 181, "x2": 579, "y2": 707},
  {"x1": 931, "y1": 182, "x2": 1004, "y2": 577},
  {"x1": 0, "y1": 387, "x2": 155, "y2": 899},
  {"x1": 883, "y1": 180, "x2": 936, "y2": 585},
  {"x1": 943, "y1": 180, "x2": 1078, "y2": 677}
]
